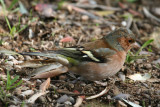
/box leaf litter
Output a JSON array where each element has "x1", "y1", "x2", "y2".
[{"x1": 0, "y1": 0, "x2": 160, "y2": 106}]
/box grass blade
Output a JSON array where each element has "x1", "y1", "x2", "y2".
[
  {"x1": 8, "y1": 0, "x2": 19, "y2": 10},
  {"x1": 136, "y1": 39, "x2": 154, "y2": 55}
]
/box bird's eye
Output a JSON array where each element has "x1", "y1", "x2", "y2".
[{"x1": 128, "y1": 39, "x2": 134, "y2": 43}]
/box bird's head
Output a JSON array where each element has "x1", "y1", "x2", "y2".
[{"x1": 104, "y1": 28, "x2": 135, "y2": 52}]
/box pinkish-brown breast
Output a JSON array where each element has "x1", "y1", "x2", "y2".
[{"x1": 69, "y1": 51, "x2": 126, "y2": 80}]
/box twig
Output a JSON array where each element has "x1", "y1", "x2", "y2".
[
  {"x1": 77, "y1": 35, "x2": 83, "y2": 45},
  {"x1": 56, "y1": 89, "x2": 93, "y2": 96},
  {"x1": 74, "y1": 96, "x2": 85, "y2": 107},
  {"x1": 126, "y1": 17, "x2": 133, "y2": 29},
  {"x1": 86, "y1": 86, "x2": 110, "y2": 100},
  {"x1": 152, "y1": 65, "x2": 160, "y2": 70},
  {"x1": 143, "y1": 7, "x2": 160, "y2": 23},
  {"x1": 132, "y1": 21, "x2": 140, "y2": 37},
  {"x1": 63, "y1": 3, "x2": 116, "y2": 25},
  {"x1": 71, "y1": 4, "x2": 121, "y2": 11}
]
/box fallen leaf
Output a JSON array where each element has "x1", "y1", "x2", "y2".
[
  {"x1": 112, "y1": 94, "x2": 130, "y2": 100},
  {"x1": 128, "y1": 73, "x2": 151, "y2": 81},
  {"x1": 20, "y1": 90, "x2": 34, "y2": 97},
  {"x1": 0, "y1": 48, "x2": 19, "y2": 55},
  {"x1": 116, "y1": 100, "x2": 127, "y2": 107},
  {"x1": 29, "y1": 63, "x2": 63, "y2": 77},
  {"x1": 40, "y1": 78, "x2": 50, "y2": 92},
  {"x1": 57, "y1": 95, "x2": 74, "y2": 104},
  {"x1": 32, "y1": 66, "x2": 68, "y2": 78},
  {"x1": 95, "y1": 11, "x2": 114, "y2": 17},
  {"x1": 122, "y1": 98, "x2": 142, "y2": 107},
  {"x1": 27, "y1": 91, "x2": 49, "y2": 104},
  {"x1": 60, "y1": 36, "x2": 74, "y2": 42}
]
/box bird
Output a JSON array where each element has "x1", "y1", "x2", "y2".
[{"x1": 20, "y1": 28, "x2": 135, "y2": 81}]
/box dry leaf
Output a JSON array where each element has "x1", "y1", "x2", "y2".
[
  {"x1": 32, "y1": 66, "x2": 68, "y2": 78},
  {"x1": 27, "y1": 91, "x2": 49, "y2": 104},
  {"x1": 122, "y1": 98, "x2": 142, "y2": 107},
  {"x1": 128, "y1": 73, "x2": 151, "y2": 81},
  {"x1": 40, "y1": 78, "x2": 50, "y2": 92}
]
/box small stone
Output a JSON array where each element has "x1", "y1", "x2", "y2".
[
  {"x1": 8, "y1": 55, "x2": 15, "y2": 60},
  {"x1": 134, "y1": 101, "x2": 140, "y2": 105},
  {"x1": 145, "y1": 64, "x2": 152, "y2": 69},
  {"x1": 59, "y1": 75, "x2": 66, "y2": 80},
  {"x1": 121, "y1": 21, "x2": 127, "y2": 26},
  {"x1": 53, "y1": 94, "x2": 58, "y2": 98},
  {"x1": 111, "y1": 25, "x2": 116, "y2": 31},
  {"x1": 57, "y1": 95, "x2": 70, "y2": 103},
  {"x1": 69, "y1": 97, "x2": 75, "y2": 104},
  {"x1": 107, "y1": 95, "x2": 111, "y2": 100},
  {"x1": 68, "y1": 83, "x2": 74, "y2": 88},
  {"x1": 136, "y1": 59, "x2": 144, "y2": 64},
  {"x1": 38, "y1": 96, "x2": 47, "y2": 103},
  {"x1": 64, "y1": 101, "x2": 72, "y2": 105},
  {"x1": 118, "y1": 72, "x2": 125, "y2": 81},
  {"x1": 81, "y1": 15, "x2": 89, "y2": 21}
]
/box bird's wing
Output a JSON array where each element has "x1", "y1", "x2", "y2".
[{"x1": 20, "y1": 47, "x2": 116, "y2": 64}]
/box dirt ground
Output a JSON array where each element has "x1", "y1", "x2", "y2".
[{"x1": 0, "y1": 0, "x2": 160, "y2": 107}]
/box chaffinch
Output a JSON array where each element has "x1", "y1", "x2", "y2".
[{"x1": 21, "y1": 28, "x2": 135, "y2": 80}]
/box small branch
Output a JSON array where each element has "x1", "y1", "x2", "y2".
[
  {"x1": 71, "y1": 4, "x2": 121, "y2": 11},
  {"x1": 143, "y1": 7, "x2": 160, "y2": 23},
  {"x1": 86, "y1": 86, "x2": 110, "y2": 100},
  {"x1": 56, "y1": 89, "x2": 93, "y2": 96}
]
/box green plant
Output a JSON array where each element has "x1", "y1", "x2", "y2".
[
  {"x1": 126, "y1": 0, "x2": 138, "y2": 3},
  {"x1": 0, "y1": 0, "x2": 28, "y2": 38},
  {"x1": 58, "y1": 0, "x2": 67, "y2": 9},
  {"x1": 126, "y1": 39, "x2": 154, "y2": 63},
  {"x1": 0, "y1": 71, "x2": 22, "y2": 105},
  {"x1": 116, "y1": 0, "x2": 138, "y2": 3},
  {"x1": 0, "y1": 40, "x2": 4, "y2": 45},
  {"x1": 0, "y1": 0, "x2": 19, "y2": 13},
  {"x1": 5, "y1": 16, "x2": 28, "y2": 38}
]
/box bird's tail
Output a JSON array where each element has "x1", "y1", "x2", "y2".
[
  {"x1": 20, "y1": 51, "x2": 58, "y2": 58},
  {"x1": 20, "y1": 51, "x2": 69, "y2": 65}
]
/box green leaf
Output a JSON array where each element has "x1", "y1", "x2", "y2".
[
  {"x1": 0, "y1": 0, "x2": 6, "y2": 11},
  {"x1": 5, "y1": 16, "x2": 12, "y2": 31},
  {"x1": 8, "y1": 0, "x2": 19, "y2": 11},
  {"x1": 6, "y1": 71, "x2": 22, "y2": 90},
  {"x1": 8, "y1": 80, "x2": 22, "y2": 90},
  {"x1": 126, "y1": 0, "x2": 138, "y2": 3},
  {"x1": 6, "y1": 71, "x2": 11, "y2": 89},
  {"x1": 17, "y1": 24, "x2": 28, "y2": 33},
  {"x1": 10, "y1": 75, "x2": 19, "y2": 85},
  {"x1": 10, "y1": 27, "x2": 16, "y2": 37},
  {"x1": 136, "y1": 39, "x2": 154, "y2": 56}
]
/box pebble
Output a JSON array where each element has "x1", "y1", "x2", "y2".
[
  {"x1": 118, "y1": 72, "x2": 126, "y2": 81},
  {"x1": 121, "y1": 21, "x2": 127, "y2": 26},
  {"x1": 81, "y1": 15, "x2": 89, "y2": 21},
  {"x1": 57, "y1": 95, "x2": 70, "y2": 103},
  {"x1": 145, "y1": 63, "x2": 152, "y2": 69},
  {"x1": 64, "y1": 101, "x2": 72, "y2": 105},
  {"x1": 134, "y1": 101, "x2": 140, "y2": 105},
  {"x1": 38, "y1": 96, "x2": 47, "y2": 103}
]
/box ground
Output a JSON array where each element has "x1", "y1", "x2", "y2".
[{"x1": 0, "y1": 0, "x2": 160, "y2": 107}]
